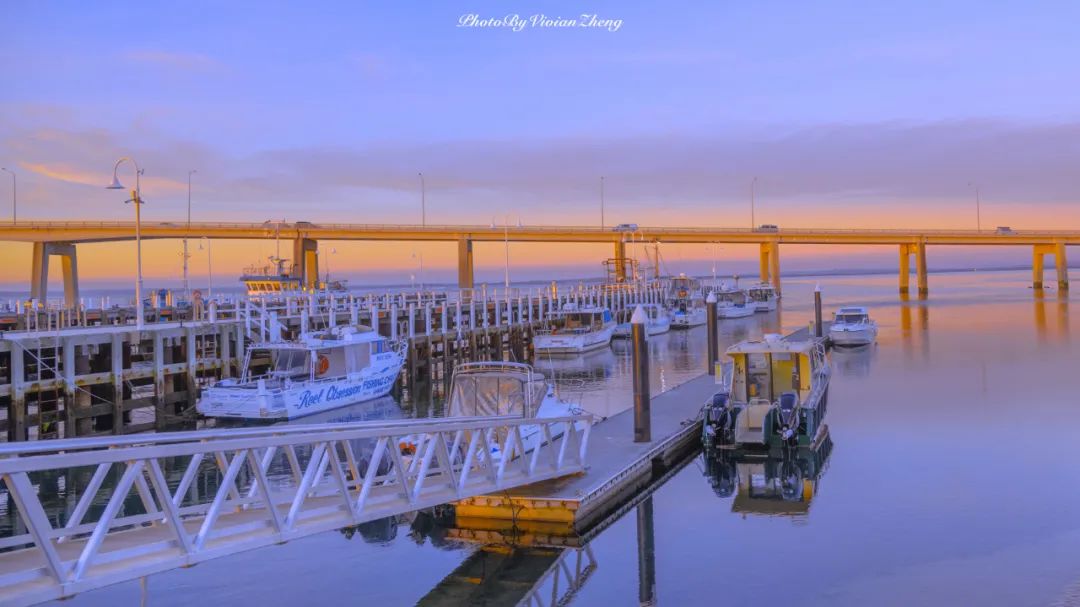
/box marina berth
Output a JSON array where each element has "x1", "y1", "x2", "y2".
[
  {"x1": 702, "y1": 333, "x2": 830, "y2": 450},
  {"x1": 533, "y1": 305, "x2": 616, "y2": 355},
  {"x1": 828, "y1": 306, "x2": 878, "y2": 346},
  {"x1": 196, "y1": 324, "x2": 404, "y2": 420}
]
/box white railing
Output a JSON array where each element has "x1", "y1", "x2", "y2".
[{"x1": 0, "y1": 414, "x2": 594, "y2": 606}]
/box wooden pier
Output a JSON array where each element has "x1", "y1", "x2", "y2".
[{"x1": 0, "y1": 284, "x2": 665, "y2": 442}]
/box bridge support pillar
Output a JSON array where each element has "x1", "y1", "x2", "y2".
[
  {"x1": 614, "y1": 240, "x2": 627, "y2": 283},
  {"x1": 293, "y1": 238, "x2": 319, "y2": 291},
  {"x1": 899, "y1": 242, "x2": 928, "y2": 296},
  {"x1": 1033, "y1": 243, "x2": 1068, "y2": 291},
  {"x1": 758, "y1": 242, "x2": 781, "y2": 295},
  {"x1": 30, "y1": 242, "x2": 80, "y2": 308},
  {"x1": 457, "y1": 238, "x2": 474, "y2": 290}
]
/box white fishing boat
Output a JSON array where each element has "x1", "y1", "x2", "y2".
[
  {"x1": 714, "y1": 284, "x2": 756, "y2": 318},
  {"x1": 534, "y1": 305, "x2": 615, "y2": 355},
  {"x1": 829, "y1": 306, "x2": 878, "y2": 346},
  {"x1": 666, "y1": 274, "x2": 707, "y2": 329},
  {"x1": 400, "y1": 362, "x2": 584, "y2": 459},
  {"x1": 613, "y1": 303, "x2": 672, "y2": 338},
  {"x1": 196, "y1": 324, "x2": 404, "y2": 420},
  {"x1": 746, "y1": 282, "x2": 779, "y2": 312}
]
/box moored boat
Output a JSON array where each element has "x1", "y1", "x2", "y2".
[
  {"x1": 714, "y1": 284, "x2": 756, "y2": 318},
  {"x1": 613, "y1": 303, "x2": 672, "y2": 338},
  {"x1": 196, "y1": 324, "x2": 404, "y2": 420},
  {"x1": 666, "y1": 274, "x2": 707, "y2": 328},
  {"x1": 534, "y1": 305, "x2": 615, "y2": 355},
  {"x1": 701, "y1": 333, "x2": 830, "y2": 449},
  {"x1": 746, "y1": 282, "x2": 779, "y2": 312},
  {"x1": 829, "y1": 306, "x2": 878, "y2": 346}
]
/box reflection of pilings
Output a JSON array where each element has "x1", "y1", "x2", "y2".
[
  {"x1": 899, "y1": 293, "x2": 930, "y2": 362},
  {"x1": 636, "y1": 496, "x2": 657, "y2": 607}
]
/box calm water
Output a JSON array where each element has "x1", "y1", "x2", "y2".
[{"x1": 51, "y1": 270, "x2": 1080, "y2": 606}]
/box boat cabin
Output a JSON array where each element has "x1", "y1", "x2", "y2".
[
  {"x1": 667, "y1": 274, "x2": 701, "y2": 300},
  {"x1": 715, "y1": 288, "x2": 749, "y2": 306},
  {"x1": 746, "y1": 283, "x2": 776, "y2": 302},
  {"x1": 243, "y1": 326, "x2": 390, "y2": 385},
  {"x1": 552, "y1": 307, "x2": 613, "y2": 333},
  {"x1": 833, "y1": 307, "x2": 870, "y2": 324},
  {"x1": 726, "y1": 336, "x2": 826, "y2": 405},
  {"x1": 447, "y1": 362, "x2": 548, "y2": 418}
]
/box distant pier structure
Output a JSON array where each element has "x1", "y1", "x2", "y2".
[{"x1": 0, "y1": 283, "x2": 664, "y2": 441}]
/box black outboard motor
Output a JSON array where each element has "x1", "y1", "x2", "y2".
[
  {"x1": 777, "y1": 391, "x2": 799, "y2": 441},
  {"x1": 702, "y1": 392, "x2": 734, "y2": 448},
  {"x1": 704, "y1": 451, "x2": 737, "y2": 498}
]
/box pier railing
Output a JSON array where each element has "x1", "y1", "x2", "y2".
[{"x1": 0, "y1": 414, "x2": 594, "y2": 605}]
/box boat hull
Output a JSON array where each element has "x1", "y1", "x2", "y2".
[
  {"x1": 718, "y1": 305, "x2": 755, "y2": 319},
  {"x1": 671, "y1": 309, "x2": 707, "y2": 328},
  {"x1": 829, "y1": 327, "x2": 877, "y2": 346},
  {"x1": 534, "y1": 325, "x2": 615, "y2": 354},
  {"x1": 197, "y1": 356, "x2": 404, "y2": 420}
]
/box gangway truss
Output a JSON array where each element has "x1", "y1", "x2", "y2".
[{"x1": 0, "y1": 413, "x2": 594, "y2": 606}]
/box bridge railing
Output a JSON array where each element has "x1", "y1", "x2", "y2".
[{"x1": 0, "y1": 413, "x2": 595, "y2": 605}]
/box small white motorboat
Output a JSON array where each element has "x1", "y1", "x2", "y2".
[
  {"x1": 534, "y1": 305, "x2": 616, "y2": 355},
  {"x1": 666, "y1": 274, "x2": 708, "y2": 329},
  {"x1": 197, "y1": 324, "x2": 404, "y2": 420},
  {"x1": 829, "y1": 306, "x2": 878, "y2": 346},
  {"x1": 714, "y1": 285, "x2": 756, "y2": 319},
  {"x1": 746, "y1": 282, "x2": 779, "y2": 312},
  {"x1": 613, "y1": 303, "x2": 672, "y2": 338}
]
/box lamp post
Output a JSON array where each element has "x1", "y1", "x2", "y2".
[
  {"x1": 600, "y1": 176, "x2": 605, "y2": 230},
  {"x1": 0, "y1": 168, "x2": 14, "y2": 223},
  {"x1": 418, "y1": 172, "x2": 426, "y2": 227},
  {"x1": 199, "y1": 237, "x2": 213, "y2": 300},
  {"x1": 184, "y1": 169, "x2": 196, "y2": 299},
  {"x1": 968, "y1": 182, "x2": 981, "y2": 231},
  {"x1": 106, "y1": 157, "x2": 145, "y2": 329},
  {"x1": 750, "y1": 176, "x2": 758, "y2": 229}
]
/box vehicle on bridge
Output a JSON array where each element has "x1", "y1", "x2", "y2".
[
  {"x1": 196, "y1": 324, "x2": 404, "y2": 419},
  {"x1": 754, "y1": 224, "x2": 779, "y2": 232},
  {"x1": 701, "y1": 334, "x2": 831, "y2": 450}
]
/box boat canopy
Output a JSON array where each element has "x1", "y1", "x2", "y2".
[
  {"x1": 725, "y1": 336, "x2": 825, "y2": 405},
  {"x1": 447, "y1": 362, "x2": 548, "y2": 418},
  {"x1": 833, "y1": 307, "x2": 870, "y2": 324}
]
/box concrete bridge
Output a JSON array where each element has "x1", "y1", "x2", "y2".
[{"x1": 1, "y1": 221, "x2": 1075, "y2": 306}]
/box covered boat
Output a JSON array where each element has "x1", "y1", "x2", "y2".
[
  {"x1": 701, "y1": 334, "x2": 830, "y2": 449},
  {"x1": 666, "y1": 274, "x2": 707, "y2": 328},
  {"x1": 196, "y1": 324, "x2": 404, "y2": 419},
  {"x1": 746, "y1": 282, "x2": 779, "y2": 312}
]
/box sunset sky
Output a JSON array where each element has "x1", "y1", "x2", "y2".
[{"x1": 2, "y1": 1, "x2": 1078, "y2": 288}]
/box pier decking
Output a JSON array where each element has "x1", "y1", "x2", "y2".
[{"x1": 455, "y1": 373, "x2": 719, "y2": 534}]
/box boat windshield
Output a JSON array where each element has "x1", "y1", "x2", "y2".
[
  {"x1": 836, "y1": 314, "x2": 867, "y2": 324},
  {"x1": 448, "y1": 372, "x2": 545, "y2": 417},
  {"x1": 272, "y1": 349, "x2": 310, "y2": 378}
]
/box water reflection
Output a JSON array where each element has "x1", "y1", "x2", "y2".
[
  {"x1": 830, "y1": 344, "x2": 876, "y2": 378},
  {"x1": 702, "y1": 435, "x2": 833, "y2": 519},
  {"x1": 899, "y1": 293, "x2": 930, "y2": 362}
]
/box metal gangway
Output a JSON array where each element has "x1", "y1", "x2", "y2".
[{"x1": 0, "y1": 413, "x2": 594, "y2": 606}]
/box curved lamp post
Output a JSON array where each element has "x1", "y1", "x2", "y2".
[{"x1": 106, "y1": 157, "x2": 145, "y2": 329}]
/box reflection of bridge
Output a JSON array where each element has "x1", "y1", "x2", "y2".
[
  {"x1": 2, "y1": 221, "x2": 1075, "y2": 306},
  {"x1": 0, "y1": 413, "x2": 593, "y2": 605}
]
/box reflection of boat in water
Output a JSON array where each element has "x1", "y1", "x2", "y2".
[
  {"x1": 703, "y1": 433, "x2": 833, "y2": 517},
  {"x1": 533, "y1": 344, "x2": 617, "y2": 375},
  {"x1": 284, "y1": 394, "x2": 403, "y2": 426},
  {"x1": 829, "y1": 306, "x2": 879, "y2": 346},
  {"x1": 197, "y1": 324, "x2": 404, "y2": 420},
  {"x1": 702, "y1": 334, "x2": 830, "y2": 449},
  {"x1": 830, "y1": 343, "x2": 874, "y2": 378}
]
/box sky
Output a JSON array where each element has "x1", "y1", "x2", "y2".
[{"x1": 1, "y1": 1, "x2": 1079, "y2": 288}]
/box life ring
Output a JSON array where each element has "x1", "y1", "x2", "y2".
[{"x1": 316, "y1": 354, "x2": 330, "y2": 376}]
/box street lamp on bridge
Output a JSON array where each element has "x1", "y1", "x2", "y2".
[
  {"x1": 0, "y1": 167, "x2": 14, "y2": 223},
  {"x1": 106, "y1": 157, "x2": 146, "y2": 329}
]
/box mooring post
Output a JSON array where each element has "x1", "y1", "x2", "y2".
[
  {"x1": 706, "y1": 291, "x2": 718, "y2": 375},
  {"x1": 631, "y1": 305, "x2": 651, "y2": 442},
  {"x1": 814, "y1": 284, "x2": 823, "y2": 338}
]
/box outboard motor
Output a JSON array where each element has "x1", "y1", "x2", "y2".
[
  {"x1": 702, "y1": 392, "x2": 734, "y2": 447},
  {"x1": 777, "y1": 391, "x2": 799, "y2": 441},
  {"x1": 704, "y1": 451, "x2": 737, "y2": 498}
]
